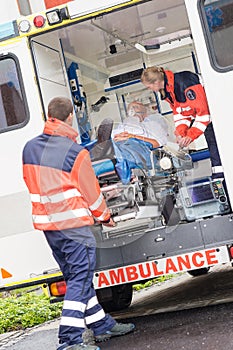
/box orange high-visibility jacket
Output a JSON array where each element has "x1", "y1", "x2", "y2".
[
  {"x1": 163, "y1": 70, "x2": 211, "y2": 141},
  {"x1": 22, "y1": 118, "x2": 110, "y2": 231}
]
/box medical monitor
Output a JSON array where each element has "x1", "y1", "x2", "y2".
[{"x1": 187, "y1": 181, "x2": 215, "y2": 206}]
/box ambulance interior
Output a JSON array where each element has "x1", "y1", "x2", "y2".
[{"x1": 30, "y1": 0, "x2": 230, "y2": 231}]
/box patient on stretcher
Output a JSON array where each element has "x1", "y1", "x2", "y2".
[
  {"x1": 112, "y1": 101, "x2": 168, "y2": 148},
  {"x1": 90, "y1": 101, "x2": 169, "y2": 184}
]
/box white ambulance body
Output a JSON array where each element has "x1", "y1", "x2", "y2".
[{"x1": 0, "y1": 0, "x2": 233, "y2": 311}]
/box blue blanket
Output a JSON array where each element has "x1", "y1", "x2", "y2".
[
  {"x1": 113, "y1": 138, "x2": 154, "y2": 184},
  {"x1": 85, "y1": 138, "x2": 155, "y2": 185}
]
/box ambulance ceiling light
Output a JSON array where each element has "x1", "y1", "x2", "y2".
[
  {"x1": 135, "y1": 43, "x2": 147, "y2": 54},
  {"x1": 135, "y1": 35, "x2": 192, "y2": 55},
  {"x1": 156, "y1": 26, "x2": 166, "y2": 33},
  {"x1": 135, "y1": 43, "x2": 160, "y2": 54},
  {"x1": 33, "y1": 15, "x2": 46, "y2": 28}
]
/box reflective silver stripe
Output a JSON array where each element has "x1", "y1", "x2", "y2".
[
  {"x1": 63, "y1": 300, "x2": 86, "y2": 313},
  {"x1": 195, "y1": 114, "x2": 210, "y2": 122},
  {"x1": 174, "y1": 120, "x2": 191, "y2": 127},
  {"x1": 30, "y1": 189, "x2": 81, "y2": 204},
  {"x1": 176, "y1": 106, "x2": 191, "y2": 113},
  {"x1": 86, "y1": 296, "x2": 98, "y2": 310},
  {"x1": 89, "y1": 193, "x2": 103, "y2": 211},
  {"x1": 192, "y1": 121, "x2": 207, "y2": 132},
  {"x1": 85, "y1": 309, "x2": 106, "y2": 325},
  {"x1": 60, "y1": 316, "x2": 85, "y2": 328},
  {"x1": 212, "y1": 166, "x2": 224, "y2": 173},
  {"x1": 32, "y1": 208, "x2": 91, "y2": 224},
  {"x1": 93, "y1": 208, "x2": 109, "y2": 221},
  {"x1": 30, "y1": 194, "x2": 41, "y2": 202},
  {"x1": 173, "y1": 114, "x2": 185, "y2": 121}
]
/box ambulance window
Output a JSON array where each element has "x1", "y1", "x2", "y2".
[
  {"x1": 201, "y1": 0, "x2": 233, "y2": 71},
  {"x1": 0, "y1": 54, "x2": 29, "y2": 133}
]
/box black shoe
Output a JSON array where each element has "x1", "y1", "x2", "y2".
[
  {"x1": 91, "y1": 119, "x2": 115, "y2": 161},
  {"x1": 94, "y1": 322, "x2": 135, "y2": 342},
  {"x1": 97, "y1": 118, "x2": 114, "y2": 143}
]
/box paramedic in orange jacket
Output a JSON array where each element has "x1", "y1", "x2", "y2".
[
  {"x1": 22, "y1": 97, "x2": 135, "y2": 350},
  {"x1": 141, "y1": 66, "x2": 224, "y2": 179}
]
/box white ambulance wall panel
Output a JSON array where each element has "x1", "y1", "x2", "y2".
[
  {"x1": 31, "y1": 37, "x2": 72, "y2": 114},
  {"x1": 0, "y1": 39, "x2": 44, "y2": 198},
  {"x1": 0, "y1": 230, "x2": 58, "y2": 286},
  {"x1": 0, "y1": 38, "x2": 46, "y2": 241},
  {"x1": 0, "y1": 37, "x2": 66, "y2": 284},
  {"x1": 1, "y1": 0, "x2": 20, "y2": 21},
  {"x1": 185, "y1": 0, "x2": 233, "y2": 203},
  {"x1": 29, "y1": 0, "x2": 46, "y2": 13}
]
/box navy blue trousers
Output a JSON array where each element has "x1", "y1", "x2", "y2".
[
  {"x1": 204, "y1": 122, "x2": 223, "y2": 178},
  {"x1": 44, "y1": 229, "x2": 115, "y2": 346}
]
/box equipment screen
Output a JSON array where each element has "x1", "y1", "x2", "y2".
[{"x1": 188, "y1": 183, "x2": 214, "y2": 204}]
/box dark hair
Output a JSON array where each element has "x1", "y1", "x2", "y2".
[{"x1": 47, "y1": 97, "x2": 73, "y2": 121}]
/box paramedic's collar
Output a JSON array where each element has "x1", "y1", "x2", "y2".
[
  {"x1": 162, "y1": 73, "x2": 172, "y2": 102},
  {"x1": 44, "y1": 117, "x2": 78, "y2": 141}
]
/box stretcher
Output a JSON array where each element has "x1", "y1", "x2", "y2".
[{"x1": 85, "y1": 138, "x2": 228, "y2": 226}]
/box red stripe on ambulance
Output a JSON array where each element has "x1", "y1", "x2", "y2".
[{"x1": 95, "y1": 247, "x2": 230, "y2": 289}]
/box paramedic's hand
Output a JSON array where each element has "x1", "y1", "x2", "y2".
[
  {"x1": 177, "y1": 136, "x2": 192, "y2": 148},
  {"x1": 175, "y1": 134, "x2": 183, "y2": 146},
  {"x1": 114, "y1": 132, "x2": 132, "y2": 141},
  {"x1": 101, "y1": 218, "x2": 116, "y2": 227}
]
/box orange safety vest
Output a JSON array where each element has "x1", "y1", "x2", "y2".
[
  {"x1": 164, "y1": 70, "x2": 211, "y2": 141},
  {"x1": 23, "y1": 118, "x2": 110, "y2": 231}
]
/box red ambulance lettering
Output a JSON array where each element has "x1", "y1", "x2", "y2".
[
  {"x1": 165, "y1": 258, "x2": 178, "y2": 273},
  {"x1": 192, "y1": 252, "x2": 204, "y2": 268},
  {"x1": 109, "y1": 268, "x2": 126, "y2": 284},
  {"x1": 205, "y1": 249, "x2": 218, "y2": 265},
  {"x1": 139, "y1": 263, "x2": 153, "y2": 279},
  {"x1": 126, "y1": 266, "x2": 138, "y2": 281},
  {"x1": 98, "y1": 272, "x2": 110, "y2": 288},
  {"x1": 97, "y1": 248, "x2": 222, "y2": 288},
  {"x1": 152, "y1": 261, "x2": 164, "y2": 276},
  {"x1": 176, "y1": 255, "x2": 192, "y2": 271}
]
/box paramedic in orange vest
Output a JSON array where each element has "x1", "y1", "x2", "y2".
[
  {"x1": 141, "y1": 66, "x2": 224, "y2": 180},
  {"x1": 22, "y1": 97, "x2": 135, "y2": 350}
]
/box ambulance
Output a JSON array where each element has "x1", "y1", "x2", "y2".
[{"x1": 0, "y1": 0, "x2": 233, "y2": 312}]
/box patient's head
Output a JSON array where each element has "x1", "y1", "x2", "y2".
[{"x1": 127, "y1": 101, "x2": 147, "y2": 122}]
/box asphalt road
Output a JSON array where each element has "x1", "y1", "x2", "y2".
[{"x1": 2, "y1": 264, "x2": 233, "y2": 350}]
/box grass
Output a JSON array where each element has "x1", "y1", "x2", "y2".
[
  {"x1": 0, "y1": 292, "x2": 62, "y2": 334},
  {"x1": 133, "y1": 274, "x2": 175, "y2": 291}
]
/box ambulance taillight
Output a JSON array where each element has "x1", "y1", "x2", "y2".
[
  {"x1": 229, "y1": 246, "x2": 233, "y2": 259},
  {"x1": 49, "y1": 281, "x2": 66, "y2": 296}
]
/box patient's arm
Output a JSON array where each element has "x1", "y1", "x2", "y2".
[{"x1": 113, "y1": 131, "x2": 160, "y2": 148}]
